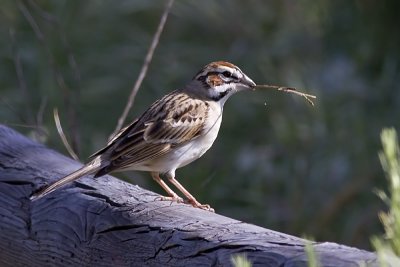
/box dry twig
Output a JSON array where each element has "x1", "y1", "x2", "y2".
[
  {"x1": 111, "y1": 0, "x2": 175, "y2": 140},
  {"x1": 53, "y1": 108, "x2": 79, "y2": 161},
  {"x1": 255, "y1": 84, "x2": 317, "y2": 106}
]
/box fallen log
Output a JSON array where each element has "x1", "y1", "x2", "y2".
[{"x1": 0, "y1": 125, "x2": 377, "y2": 266}]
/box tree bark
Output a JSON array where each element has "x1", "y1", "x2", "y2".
[{"x1": 0, "y1": 125, "x2": 377, "y2": 267}]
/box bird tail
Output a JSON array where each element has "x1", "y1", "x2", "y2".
[{"x1": 30, "y1": 159, "x2": 102, "y2": 201}]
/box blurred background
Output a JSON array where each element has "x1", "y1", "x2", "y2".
[{"x1": 1, "y1": 0, "x2": 399, "y2": 250}]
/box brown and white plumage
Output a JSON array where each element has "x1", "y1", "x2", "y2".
[{"x1": 31, "y1": 61, "x2": 256, "y2": 212}]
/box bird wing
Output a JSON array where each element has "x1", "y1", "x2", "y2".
[
  {"x1": 92, "y1": 92, "x2": 210, "y2": 173},
  {"x1": 143, "y1": 100, "x2": 208, "y2": 144}
]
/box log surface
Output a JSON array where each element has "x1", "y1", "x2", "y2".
[{"x1": 0, "y1": 125, "x2": 377, "y2": 267}]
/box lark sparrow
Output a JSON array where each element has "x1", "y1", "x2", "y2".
[{"x1": 31, "y1": 61, "x2": 256, "y2": 212}]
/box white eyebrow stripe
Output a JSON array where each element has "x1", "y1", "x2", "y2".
[
  {"x1": 215, "y1": 66, "x2": 235, "y2": 73},
  {"x1": 195, "y1": 65, "x2": 242, "y2": 80}
]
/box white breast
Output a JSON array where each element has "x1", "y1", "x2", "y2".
[{"x1": 169, "y1": 101, "x2": 223, "y2": 169}]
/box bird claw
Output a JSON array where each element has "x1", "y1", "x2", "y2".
[
  {"x1": 185, "y1": 199, "x2": 215, "y2": 212},
  {"x1": 155, "y1": 195, "x2": 184, "y2": 203},
  {"x1": 199, "y1": 204, "x2": 215, "y2": 213},
  {"x1": 154, "y1": 195, "x2": 214, "y2": 212}
]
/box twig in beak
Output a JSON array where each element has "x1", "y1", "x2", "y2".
[{"x1": 255, "y1": 84, "x2": 317, "y2": 106}]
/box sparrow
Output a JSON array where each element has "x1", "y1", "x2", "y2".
[{"x1": 31, "y1": 61, "x2": 256, "y2": 212}]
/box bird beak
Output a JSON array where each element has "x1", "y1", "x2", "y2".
[{"x1": 241, "y1": 74, "x2": 256, "y2": 90}]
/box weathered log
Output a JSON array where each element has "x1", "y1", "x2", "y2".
[{"x1": 0, "y1": 125, "x2": 377, "y2": 266}]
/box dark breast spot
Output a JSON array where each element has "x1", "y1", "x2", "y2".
[{"x1": 172, "y1": 113, "x2": 180, "y2": 120}]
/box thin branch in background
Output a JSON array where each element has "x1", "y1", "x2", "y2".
[
  {"x1": 9, "y1": 27, "x2": 35, "y2": 125},
  {"x1": 111, "y1": 0, "x2": 175, "y2": 139},
  {"x1": 17, "y1": 0, "x2": 44, "y2": 41},
  {"x1": 36, "y1": 96, "x2": 47, "y2": 128},
  {"x1": 255, "y1": 84, "x2": 317, "y2": 106},
  {"x1": 53, "y1": 108, "x2": 79, "y2": 161},
  {"x1": 31, "y1": 96, "x2": 49, "y2": 142},
  {"x1": 27, "y1": 0, "x2": 57, "y2": 22},
  {"x1": 18, "y1": 0, "x2": 81, "y2": 153},
  {"x1": 0, "y1": 96, "x2": 29, "y2": 125},
  {"x1": 29, "y1": 0, "x2": 82, "y2": 152},
  {"x1": 28, "y1": 0, "x2": 82, "y2": 86},
  {"x1": 9, "y1": 25, "x2": 49, "y2": 141}
]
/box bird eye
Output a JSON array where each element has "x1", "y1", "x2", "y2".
[{"x1": 221, "y1": 71, "x2": 232, "y2": 78}]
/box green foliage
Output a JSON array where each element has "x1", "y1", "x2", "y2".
[
  {"x1": 372, "y1": 128, "x2": 400, "y2": 266},
  {"x1": 304, "y1": 238, "x2": 321, "y2": 267},
  {"x1": 1, "y1": 0, "x2": 400, "y2": 249},
  {"x1": 231, "y1": 254, "x2": 252, "y2": 267}
]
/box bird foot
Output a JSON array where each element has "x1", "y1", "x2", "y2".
[
  {"x1": 154, "y1": 195, "x2": 214, "y2": 212},
  {"x1": 198, "y1": 204, "x2": 215, "y2": 213},
  {"x1": 185, "y1": 199, "x2": 215, "y2": 212},
  {"x1": 155, "y1": 195, "x2": 184, "y2": 203}
]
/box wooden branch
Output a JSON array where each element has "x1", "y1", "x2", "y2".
[{"x1": 0, "y1": 125, "x2": 377, "y2": 267}]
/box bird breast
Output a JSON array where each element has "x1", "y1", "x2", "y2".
[{"x1": 170, "y1": 101, "x2": 223, "y2": 169}]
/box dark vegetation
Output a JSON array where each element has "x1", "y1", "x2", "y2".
[{"x1": 1, "y1": 0, "x2": 400, "y2": 250}]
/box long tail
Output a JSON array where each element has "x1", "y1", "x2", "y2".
[{"x1": 30, "y1": 160, "x2": 102, "y2": 201}]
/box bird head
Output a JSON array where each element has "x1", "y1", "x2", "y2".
[{"x1": 186, "y1": 61, "x2": 256, "y2": 104}]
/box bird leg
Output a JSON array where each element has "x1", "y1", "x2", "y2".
[
  {"x1": 151, "y1": 172, "x2": 183, "y2": 203},
  {"x1": 166, "y1": 174, "x2": 214, "y2": 212}
]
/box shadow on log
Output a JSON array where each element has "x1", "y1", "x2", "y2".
[{"x1": 0, "y1": 125, "x2": 377, "y2": 266}]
